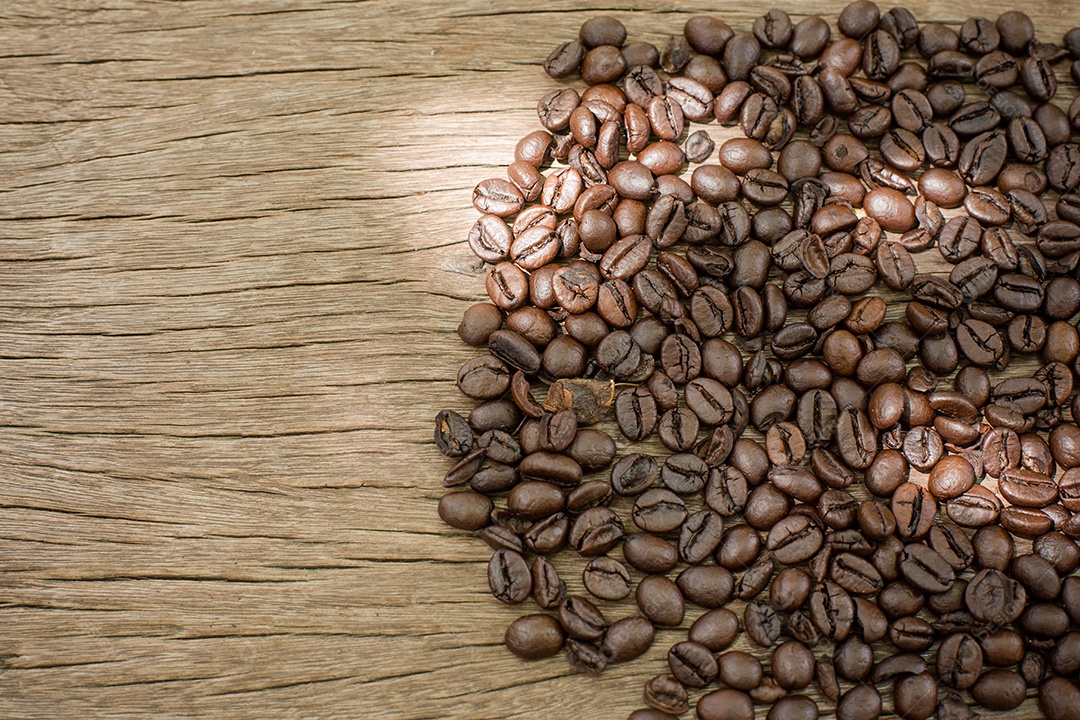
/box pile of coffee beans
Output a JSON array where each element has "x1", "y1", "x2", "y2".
[{"x1": 436, "y1": 4, "x2": 1080, "y2": 718}]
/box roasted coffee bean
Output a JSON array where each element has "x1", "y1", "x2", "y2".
[
  {"x1": 657, "y1": 407, "x2": 699, "y2": 452},
  {"x1": 937, "y1": 634, "x2": 989, "y2": 690},
  {"x1": 879, "y1": 581, "x2": 925, "y2": 621},
  {"x1": 600, "y1": 616, "x2": 654, "y2": 664},
  {"x1": 1011, "y1": 553, "x2": 1061, "y2": 602},
  {"x1": 1035, "y1": 532, "x2": 1080, "y2": 574},
  {"x1": 570, "y1": 507, "x2": 625, "y2": 556},
  {"x1": 901, "y1": 543, "x2": 956, "y2": 593},
  {"x1": 768, "y1": 641, "x2": 814, "y2": 691},
  {"x1": 632, "y1": 488, "x2": 688, "y2": 534},
  {"x1": 704, "y1": 466, "x2": 749, "y2": 518},
  {"x1": 667, "y1": 641, "x2": 719, "y2": 689},
  {"x1": 696, "y1": 690, "x2": 754, "y2": 720},
  {"x1": 581, "y1": 556, "x2": 631, "y2": 602},
  {"x1": 505, "y1": 614, "x2": 565, "y2": 660},
  {"x1": 643, "y1": 674, "x2": 689, "y2": 715},
  {"x1": 956, "y1": 318, "x2": 1006, "y2": 366},
  {"x1": 684, "y1": 15, "x2": 734, "y2": 55},
  {"x1": 713, "y1": 651, "x2": 762, "y2": 694},
  {"x1": 679, "y1": 509, "x2": 725, "y2": 565},
  {"x1": 677, "y1": 565, "x2": 735, "y2": 609},
  {"x1": 972, "y1": 670, "x2": 1027, "y2": 711},
  {"x1": 624, "y1": 532, "x2": 679, "y2": 574},
  {"x1": 966, "y1": 568, "x2": 1026, "y2": 626},
  {"x1": 875, "y1": 242, "x2": 915, "y2": 291},
  {"x1": 830, "y1": 552, "x2": 882, "y2": 595},
  {"x1": 488, "y1": 548, "x2": 532, "y2": 603},
  {"x1": 766, "y1": 513, "x2": 824, "y2": 565},
  {"x1": 894, "y1": 672, "x2": 938, "y2": 720},
  {"x1": 689, "y1": 608, "x2": 739, "y2": 653},
  {"x1": 711, "y1": 526, "x2": 758, "y2": 574},
  {"x1": 836, "y1": 407, "x2": 877, "y2": 470},
  {"x1": 636, "y1": 574, "x2": 685, "y2": 627},
  {"x1": 836, "y1": 685, "x2": 881, "y2": 720},
  {"x1": 890, "y1": 615, "x2": 935, "y2": 652},
  {"x1": 565, "y1": 637, "x2": 607, "y2": 675},
  {"x1": 744, "y1": 601, "x2": 782, "y2": 648},
  {"x1": 808, "y1": 580, "x2": 854, "y2": 641},
  {"x1": 734, "y1": 556, "x2": 775, "y2": 601},
  {"x1": 923, "y1": 122, "x2": 961, "y2": 167},
  {"x1": 930, "y1": 49, "x2": 975, "y2": 81},
  {"x1": 611, "y1": 453, "x2": 659, "y2": 497},
  {"x1": 892, "y1": 482, "x2": 937, "y2": 539},
  {"x1": 558, "y1": 595, "x2": 608, "y2": 642},
  {"x1": 1000, "y1": 468, "x2": 1058, "y2": 509}
]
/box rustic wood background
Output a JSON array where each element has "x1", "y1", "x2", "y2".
[{"x1": 0, "y1": 1, "x2": 1074, "y2": 718}]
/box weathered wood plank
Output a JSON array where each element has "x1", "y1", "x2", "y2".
[{"x1": 0, "y1": 0, "x2": 1075, "y2": 718}]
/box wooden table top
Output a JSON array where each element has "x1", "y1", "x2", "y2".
[{"x1": 0, "y1": 1, "x2": 1075, "y2": 718}]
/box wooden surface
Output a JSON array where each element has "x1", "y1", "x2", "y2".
[{"x1": 0, "y1": 1, "x2": 1075, "y2": 718}]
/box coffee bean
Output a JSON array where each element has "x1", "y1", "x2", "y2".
[
  {"x1": 837, "y1": 685, "x2": 881, "y2": 720},
  {"x1": 767, "y1": 514, "x2": 824, "y2": 564},
  {"x1": 830, "y1": 552, "x2": 883, "y2": 595},
  {"x1": 636, "y1": 574, "x2": 685, "y2": 627},
  {"x1": 488, "y1": 548, "x2": 532, "y2": 603},
  {"x1": 892, "y1": 482, "x2": 937, "y2": 539},
  {"x1": 596, "y1": 616, "x2": 652, "y2": 665},
  {"x1": 900, "y1": 543, "x2": 956, "y2": 593},
  {"x1": 679, "y1": 509, "x2": 725, "y2": 564},
  {"x1": 736, "y1": 557, "x2": 776, "y2": 600},
  {"x1": 696, "y1": 689, "x2": 754, "y2": 720},
  {"x1": 809, "y1": 581, "x2": 854, "y2": 641},
  {"x1": 836, "y1": 407, "x2": 877, "y2": 470},
  {"x1": 744, "y1": 601, "x2": 782, "y2": 648},
  {"x1": 972, "y1": 669, "x2": 1027, "y2": 711},
  {"x1": 624, "y1": 532, "x2": 679, "y2": 575},
  {"x1": 677, "y1": 565, "x2": 735, "y2": 609},
  {"x1": 643, "y1": 674, "x2": 689, "y2": 715},
  {"x1": 894, "y1": 671, "x2": 938, "y2": 720},
  {"x1": 505, "y1": 614, "x2": 565, "y2": 660}
]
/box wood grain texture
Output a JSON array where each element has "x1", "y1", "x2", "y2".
[{"x1": 0, "y1": 1, "x2": 1075, "y2": 718}]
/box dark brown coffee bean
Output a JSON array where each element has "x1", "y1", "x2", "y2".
[
  {"x1": 488, "y1": 548, "x2": 532, "y2": 603},
  {"x1": 972, "y1": 669, "x2": 1027, "y2": 711},
  {"x1": 835, "y1": 407, "x2": 877, "y2": 470},
  {"x1": 696, "y1": 690, "x2": 753, "y2": 720},
  {"x1": 570, "y1": 506, "x2": 625, "y2": 556},
  {"x1": 808, "y1": 580, "x2": 854, "y2": 641},
  {"x1": 688, "y1": 608, "x2": 739, "y2": 654},
  {"x1": 684, "y1": 15, "x2": 734, "y2": 55},
  {"x1": 836, "y1": 685, "x2": 880, "y2": 720},
  {"x1": 770, "y1": 641, "x2": 814, "y2": 691},
  {"x1": 667, "y1": 640, "x2": 718, "y2": 689},
  {"x1": 901, "y1": 543, "x2": 956, "y2": 593},
  {"x1": 597, "y1": 616, "x2": 653, "y2": 665},
  {"x1": 744, "y1": 601, "x2": 782, "y2": 648},
  {"x1": 558, "y1": 595, "x2": 608, "y2": 642},
  {"x1": 892, "y1": 482, "x2": 937, "y2": 539},
  {"x1": 766, "y1": 513, "x2": 824, "y2": 565},
  {"x1": 894, "y1": 672, "x2": 938, "y2": 720},
  {"x1": 679, "y1": 509, "x2": 724, "y2": 565},
  {"x1": 966, "y1": 568, "x2": 1026, "y2": 626},
  {"x1": 735, "y1": 556, "x2": 775, "y2": 601},
  {"x1": 624, "y1": 533, "x2": 679, "y2": 575},
  {"x1": 636, "y1": 575, "x2": 684, "y2": 627},
  {"x1": 936, "y1": 633, "x2": 983, "y2": 690},
  {"x1": 505, "y1": 614, "x2": 565, "y2": 660},
  {"x1": 723, "y1": 33, "x2": 761, "y2": 82},
  {"x1": 643, "y1": 674, "x2": 689, "y2": 715},
  {"x1": 677, "y1": 565, "x2": 735, "y2": 609}
]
